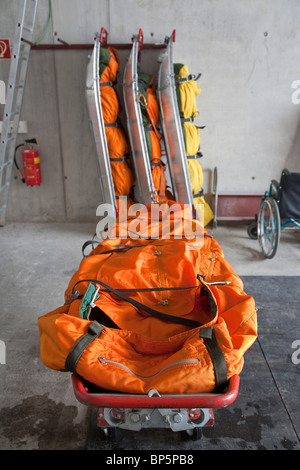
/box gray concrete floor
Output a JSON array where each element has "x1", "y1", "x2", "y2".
[
  {"x1": 212, "y1": 221, "x2": 300, "y2": 276},
  {"x1": 0, "y1": 221, "x2": 299, "y2": 450}
]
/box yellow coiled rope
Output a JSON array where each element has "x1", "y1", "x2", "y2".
[{"x1": 176, "y1": 64, "x2": 213, "y2": 226}]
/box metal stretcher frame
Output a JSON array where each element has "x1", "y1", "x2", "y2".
[
  {"x1": 85, "y1": 29, "x2": 117, "y2": 213},
  {"x1": 72, "y1": 373, "x2": 240, "y2": 410},
  {"x1": 72, "y1": 373, "x2": 239, "y2": 435},
  {"x1": 157, "y1": 31, "x2": 194, "y2": 210},
  {"x1": 72, "y1": 374, "x2": 240, "y2": 440},
  {"x1": 123, "y1": 31, "x2": 157, "y2": 205}
]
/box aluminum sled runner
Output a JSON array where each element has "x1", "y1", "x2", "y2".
[
  {"x1": 86, "y1": 29, "x2": 117, "y2": 214},
  {"x1": 123, "y1": 30, "x2": 157, "y2": 205},
  {"x1": 157, "y1": 31, "x2": 194, "y2": 210}
]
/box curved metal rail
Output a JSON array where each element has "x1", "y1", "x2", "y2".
[
  {"x1": 123, "y1": 33, "x2": 157, "y2": 205},
  {"x1": 157, "y1": 31, "x2": 194, "y2": 211},
  {"x1": 85, "y1": 31, "x2": 117, "y2": 212}
]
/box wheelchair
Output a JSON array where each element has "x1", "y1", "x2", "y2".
[{"x1": 247, "y1": 169, "x2": 300, "y2": 258}]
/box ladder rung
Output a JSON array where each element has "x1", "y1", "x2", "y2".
[
  {"x1": 0, "y1": 161, "x2": 12, "y2": 170},
  {"x1": 18, "y1": 56, "x2": 28, "y2": 61},
  {"x1": 8, "y1": 111, "x2": 20, "y2": 118},
  {"x1": 22, "y1": 25, "x2": 33, "y2": 33},
  {"x1": 0, "y1": 184, "x2": 9, "y2": 193},
  {"x1": 4, "y1": 136, "x2": 15, "y2": 143}
]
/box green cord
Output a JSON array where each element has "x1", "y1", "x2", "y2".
[{"x1": 35, "y1": 0, "x2": 52, "y2": 45}]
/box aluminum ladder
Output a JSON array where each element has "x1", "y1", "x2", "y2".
[{"x1": 0, "y1": 0, "x2": 38, "y2": 226}]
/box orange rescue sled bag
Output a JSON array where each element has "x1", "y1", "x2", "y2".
[{"x1": 38, "y1": 203, "x2": 257, "y2": 395}]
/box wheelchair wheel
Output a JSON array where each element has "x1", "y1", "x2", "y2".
[{"x1": 257, "y1": 197, "x2": 280, "y2": 258}]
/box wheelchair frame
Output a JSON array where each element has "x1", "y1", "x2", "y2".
[{"x1": 252, "y1": 169, "x2": 300, "y2": 258}]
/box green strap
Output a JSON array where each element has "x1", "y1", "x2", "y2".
[
  {"x1": 65, "y1": 321, "x2": 103, "y2": 373},
  {"x1": 199, "y1": 326, "x2": 228, "y2": 392}
]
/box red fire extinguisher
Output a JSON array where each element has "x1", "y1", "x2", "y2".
[{"x1": 14, "y1": 138, "x2": 42, "y2": 186}]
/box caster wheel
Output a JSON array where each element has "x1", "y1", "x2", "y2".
[
  {"x1": 186, "y1": 427, "x2": 203, "y2": 441},
  {"x1": 247, "y1": 221, "x2": 258, "y2": 239},
  {"x1": 86, "y1": 408, "x2": 116, "y2": 449},
  {"x1": 102, "y1": 426, "x2": 116, "y2": 440}
]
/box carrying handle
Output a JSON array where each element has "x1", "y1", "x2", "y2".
[
  {"x1": 164, "y1": 29, "x2": 176, "y2": 46},
  {"x1": 137, "y1": 28, "x2": 144, "y2": 62},
  {"x1": 138, "y1": 28, "x2": 144, "y2": 50},
  {"x1": 100, "y1": 27, "x2": 108, "y2": 46}
]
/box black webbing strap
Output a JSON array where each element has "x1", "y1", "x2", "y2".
[
  {"x1": 81, "y1": 234, "x2": 210, "y2": 257},
  {"x1": 181, "y1": 116, "x2": 194, "y2": 123},
  {"x1": 65, "y1": 321, "x2": 104, "y2": 373},
  {"x1": 82, "y1": 239, "x2": 100, "y2": 256},
  {"x1": 104, "y1": 122, "x2": 119, "y2": 128},
  {"x1": 193, "y1": 188, "x2": 204, "y2": 198},
  {"x1": 71, "y1": 279, "x2": 202, "y2": 328},
  {"x1": 72, "y1": 278, "x2": 199, "y2": 294},
  {"x1": 110, "y1": 156, "x2": 126, "y2": 162},
  {"x1": 176, "y1": 72, "x2": 201, "y2": 83},
  {"x1": 138, "y1": 81, "x2": 153, "y2": 89},
  {"x1": 81, "y1": 241, "x2": 164, "y2": 257},
  {"x1": 199, "y1": 326, "x2": 227, "y2": 392},
  {"x1": 100, "y1": 80, "x2": 114, "y2": 87},
  {"x1": 187, "y1": 152, "x2": 203, "y2": 159},
  {"x1": 150, "y1": 161, "x2": 160, "y2": 167}
]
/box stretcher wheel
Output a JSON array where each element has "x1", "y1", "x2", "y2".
[
  {"x1": 87, "y1": 408, "x2": 116, "y2": 448},
  {"x1": 185, "y1": 427, "x2": 203, "y2": 441},
  {"x1": 257, "y1": 196, "x2": 280, "y2": 258},
  {"x1": 102, "y1": 427, "x2": 116, "y2": 440}
]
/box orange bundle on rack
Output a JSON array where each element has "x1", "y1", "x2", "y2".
[
  {"x1": 99, "y1": 46, "x2": 135, "y2": 207},
  {"x1": 138, "y1": 73, "x2": 167, "y2": 202}
]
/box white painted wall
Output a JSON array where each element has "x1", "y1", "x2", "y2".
[{"x1": 1, "y1": 0, "x2": 300, "y2": 222}]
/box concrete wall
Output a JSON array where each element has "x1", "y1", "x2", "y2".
[{"x1": 1, "y1": 0, "x2": 300, "y2": 222}]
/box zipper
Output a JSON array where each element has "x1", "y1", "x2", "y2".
[{"x1": 98, "y1": 357, "x2": 200, "y2": 379}]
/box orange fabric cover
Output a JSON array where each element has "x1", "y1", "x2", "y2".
[
  {"x1": 38, "y1": 203, "x2": 257, "y2": 395},
  {"x1": 100, "y1": 46, "x2": 120, "y2": 84},
  {"x1": 99, "y1": 46, "x2": 135, "y2": 202},
  {"x1": 101, "y1": 86, "x2": 121, "y2": 124},
  {"x1": 138, "y1": 75, "x2": 167, "y2": 201}
]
